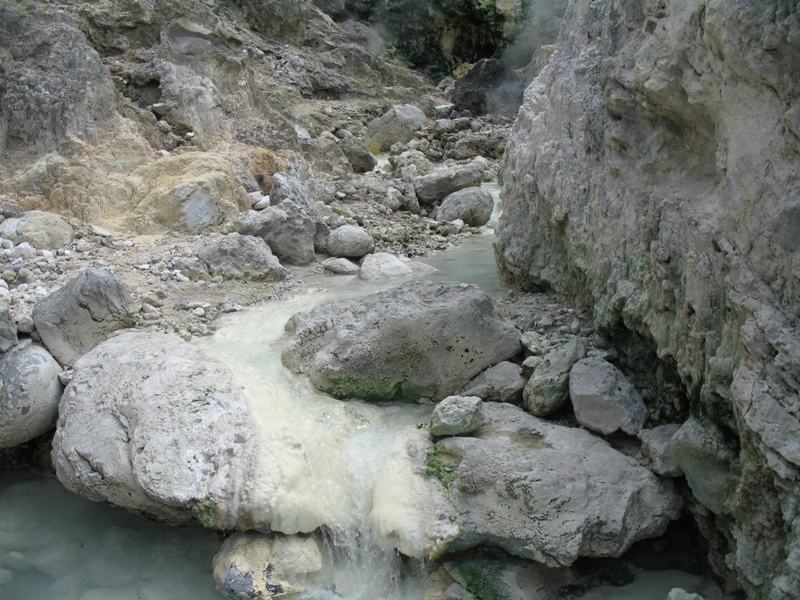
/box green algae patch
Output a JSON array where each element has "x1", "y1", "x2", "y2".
[{"x1": 425, "y1": 447, "x2": 461, "y2": 492}]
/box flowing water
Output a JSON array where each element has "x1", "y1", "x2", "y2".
[{"x1": 0, "y1": 185, "x2": 721, "y2": 599}]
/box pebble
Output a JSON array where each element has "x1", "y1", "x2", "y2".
[{"x1": 191, "y1": 307, "x2": 206, "y2": 317}]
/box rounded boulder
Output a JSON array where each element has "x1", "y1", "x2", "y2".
[{"x1": 326, "y1": 225, "x2": 374, "y2": 258}]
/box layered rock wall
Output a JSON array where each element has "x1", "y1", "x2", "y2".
[{"x1": 496, "y1": 0, "x2": 800, "y2": 597}]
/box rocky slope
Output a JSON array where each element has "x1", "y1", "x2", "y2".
[{"x1": 496, "y1": 0, "x2": 800, "y2": 597}]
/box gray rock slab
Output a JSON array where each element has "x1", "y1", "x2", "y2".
[
  {"x1": 358, "y1": 252, "x2": 413, "y2": 280},
  {"x1": 282, "y1": 281, "x2": 522, "y2": 402},
  {"x1": 438, "y1": 403, "x2": 682, "y2": 566},
  {"x1": 32, "y1": 269, "x2": 138, "y2": 366},
  {"x1": 0, "y1": 211, "x2": 73, "y2": 250},
  {"x1": 640, "y1": 424, "x2": 683, "y2": 477},
  {"x1": 366, "y1": 104, "x2": 427, "y2": 153},
  {"x1": 0, "y1": 307, "x2": 17, "y2": 353},
  {"x1": 321, "y1": 257, "x2": 360, "y2": 275},
  {"x1": 523, "y1": 338, "x2": 587, "y2": 416},
  {"x1": 569, "y1": 357, "x2": 648, "y2": 435},
  {"x1": 460, "y1": 361, "x2": 527, "y2": 404},
  {"x1": 414, "y1": 164, "x2": 484, "y2": 206},
  {"x1": 197, "y1": 233, "x2": 288, "y2": 281}
]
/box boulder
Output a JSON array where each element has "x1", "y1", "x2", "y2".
[
  {"x1": 414, "y1": 164, "x2": 483, "y2": 206},
  {"x1": 365, "y1": 104, "x2": 427, "y2": 154},
  {"x1": 437, "y1": 403, "x2": 682, "y2": 566},
  {"x1": 523, "y1": 338, "x2": 587, "y2": 416},
  {"x1": 670, "y1": 419, "x2": 740, "y2": 514},
  {"x1": 0, "y1": 341, "x2": 62, "y2": 448},
  {"x1": 0, "y1": 211, "x2": 72, "y2": 250},
  {"x1": 358, "y1": 252, "x2": 414, "y2": 281},
  {"x1": 640, "y1": 424, "x2": 683, "y2": 478},
  {"x1": 568, "y1": 357, "x2": 648, "y2": 436},
  {"x1": 236, "y1": 174, "x2": 328, "y2": 265},
  {"x1": 451, "y1": 59, "x2": 525, "y2": 115},
  {"x1": 52, "y1": 332, "x2": 256, "y2": 527},
  {"x1": 321, "y1": 257, "x2": 360, "y2": 275},
  {"x1": 213, "y1": 532, "x2": 323, "y2": 600},
  {"x1": 32, "y1": 269, "x2": 138, "y2": 366},
  {"x1": 460, "y1": 361, "x2": 527, "y2": 404},
  {"x1": 197, "y1": 233, "x2": 288, "y2": 281},
  {"x1": 430, "y1": 396, "x2": 485, "y2": 437},
  {"x1": 389, "y1": 150, "x2": 435, "y2": 177},
  {"x1": 0, "y1": 307, "x2": 18, "y2": 353},
  {"x1": 326, "y1": 225, "x2": 374, "y2": 258},
  {"x1": 340, "y1": 137, "x2": 377, "y2": 173},
  {"x1": 282, "y1": 281, "x2": 522, "y2": 402},
  {"x1": 437, "y1": 187, "x2": 494, "y2": 226}
]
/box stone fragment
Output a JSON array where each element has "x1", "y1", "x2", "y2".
[
  {"x1": 670, "y1": 419, "x2": 740, "y2": 514},
  {"x1": 358, "y1": 252, "x2": 413, "y2": 281},
  {"x1": 0, "y1": 307, "x2": 17, "y2": 353},
  {"x1": 321, "y1": 257, "x2": 360, "y2": 274},
  {"x1": 640, "y1": 424, "x2": 683, "y2": 477},
  {"x1": 365, "y1": 104, "x2": 427, "y2": 153},
  {"x1": 438, "y1": 403, "x2": 682, "y2": 566},
  {"x1": 414, "y1": 164, "x2": 483, "y2": 205},
  {"x1": 213, "y1": 532, "x2": 323, "y2": 600},
  {"x1": 460, "y1": 361, "x2": 527, "y2": 404},
  {"x1": 0, "y1": 340, "x2": 62, "y2": 448},
  {"x1": 52, "y1": 332, "x2": 256, "y2": 526},
  {"x1": 523, "y1": 338, "x2": 587, "y2": 416},
  {"x1": 0, "y1": 211, "x2": 73, "y2": 250},
  {"x1": 32, "y1": 269, "x2": 138, "y2": 366},
  {"x1": 326, "y1": 225, "x2": 374, "y2": 258},
  {"x1": 282, "y1": 281, "x2": 522, "y2": 402},
  {"x1": 431, "y1": 396, "x2": 485, "y2": 437},
  {"x1": 569, "y1": 357, "x2": 647, "y2": 435},
  {"x1": 340, "y1": 137, "x2": 377, "y2": 173},
  {"x1": 197, "y1": 233, "x2": 288, "y2": 281},
  {"x1": 437, "y1": 187, "x2": 494, "y2": 226}
]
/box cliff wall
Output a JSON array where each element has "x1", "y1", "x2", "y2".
[{"x1": 496, "y1": 0, "x2": 800, "y2": 597}]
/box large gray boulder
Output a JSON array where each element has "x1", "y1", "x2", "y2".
[
  {"x1": 340, "y1": 137, "x2": 377, "y2": 173},
  {"x1": 437, "y1": 402, "x2": 682, "y2": 566},
  {"x1": 52, "y1": 332, "x2": 256, "y2": 527},
  {"x1": 197, "y1": 233, "x2": 288, "y2": 281},
  {"x1": 357, "y1": 252, "x2": 413, "y2": 281},
  {"x1": 0, "y1": 341, "x2": 62, "y2": 448},
  {"x1": 0, "y1": 211, "x2": 73, "y2": 250},
  {"x1": 414, "y1": 164, "x2": 483, "y2": 206},
  {"x1": 235, "y1": 173, "x2": 329, "y2": 265},
  {"x1": 522, "y1": 338, "x2": 587, "y2": 416},
  {"x1": 365, "y1": 104, "x2": 427, "y2": 153},
  {"x1": 569, "y1": 357, "x2": 648, "y2": 436},
  {"x1": 32, "y1": 269, "x2": 138, "y2": 366},
  {"x1": 282, "y1": 281, "x2": 522, "y2": 402},
  {"x1": 325, "y1": 225, "x2": 374, "y2": 258},
  {"x1": 437, "y1": 187, "x2": 494, "y2": 226}
]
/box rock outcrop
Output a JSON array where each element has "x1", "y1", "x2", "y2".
[
  {"x1": 496, "y1": 0, "x2": 800, "y2": 595},
  {"x1": 282, "y1": 281, "x2": 522, "y2": 402}
]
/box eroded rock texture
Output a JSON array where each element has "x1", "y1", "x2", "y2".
[{"x1": 496, "y1": 1, "x2": 800, "y2": 596}]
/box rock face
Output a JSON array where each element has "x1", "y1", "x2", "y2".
[
  {"x1": 282, "y1": 281, "x2": 522, "y2": 402},
  {"x1": 0, "y1": 341, "x2": 62, "y2": 448},
  {"x1": 437, "y1": 187, "x2": 494, "y2": 226},
  {"x1": 569, "y1": 357, "x2": 648, "y2": 436},
  {"x1": 365, "y1": 104, "x2": 427, "y2": 153},
  {"x1": 437, "y1": 403, "x2": 682, "y2": 566},
  {"x1": 451, "y1": 59, "x2": 525, "y2": 115},
  {"x1": 52, "y1": 332, "x2": 256, "y2": 527},
  {"x1": 495, "y1": 0, "x2": 800, "y2": 594},
  {"x1": 32, "y1": 269, "x2": 138, "y2": 366}
]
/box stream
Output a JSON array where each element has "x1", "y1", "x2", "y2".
[{"x1": 0, "y1": 186, "x2": 722, "y2": 599}]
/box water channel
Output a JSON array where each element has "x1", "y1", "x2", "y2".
[{"x1": 0, "y1": 185, "x2": 722, "y2": 599}]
